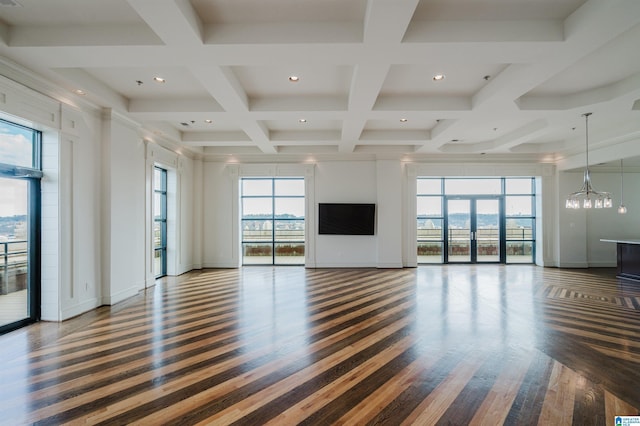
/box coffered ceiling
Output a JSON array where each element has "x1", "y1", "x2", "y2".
[{"x1": 0, "y1": 0, "x2": 639, "y2": 166}]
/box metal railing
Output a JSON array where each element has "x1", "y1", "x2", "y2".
[
  {"x1": 417, "y1": 227, "x2": 533, "y2": 240},
  {"x1": 1, "y1": 240, "x2": 28, "y2": 295}
]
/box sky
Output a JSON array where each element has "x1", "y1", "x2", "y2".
[
  {"x1": 0, "y1": 178, "x2": 27, "y2": 218},
  {"x1": 0, "y1": 122, "x2": 33, "y2": 168},
  {"x1": 0, "y1": 122, "x2": 33, "y2": 217}
]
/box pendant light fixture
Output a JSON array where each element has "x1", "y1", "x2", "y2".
[
  {"x1": 618, "y1": 158, "x2": 627, "y2": 214},
  {"x1": 565, "y1": 112, "x2": 612, "y2": 209}
]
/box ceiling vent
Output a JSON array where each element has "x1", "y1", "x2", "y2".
[{"x1": 0, "y1": 0, "x2": 22, "y2": 6}]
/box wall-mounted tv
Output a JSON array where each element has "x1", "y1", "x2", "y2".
[{"x1": 318, "y1": 203, "x2": 376, "y2": 235}]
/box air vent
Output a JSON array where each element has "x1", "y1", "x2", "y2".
[{"x1": 0, "y1": 0, "x2": 22, "y2": 6}]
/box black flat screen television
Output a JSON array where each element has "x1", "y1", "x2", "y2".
[{"x1": 318, "y1": 203, "x2": 376, "y2": 235}]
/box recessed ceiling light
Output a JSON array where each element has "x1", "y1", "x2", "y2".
[
  {"x1": 75, "y1": 89, "x2": 86, "y2": 95},
  {"x1": 400, "y1": 118, "x2": 408, "y2": 122},
  {"x1": 299, "y1": 118, "x2": 307, "y2": 123},
  {"x1": 205, "y1": 119, "x2": 213, "y2": 124},
  {"x1": 432, "y1": 74, "x2": 445, "y2": 81},
  {"x1": 153, "y1": 77, "x2": 166, "y2": 83},
  {"x1": 289, "y1": 75, "x2": 300, "y2": 82}
]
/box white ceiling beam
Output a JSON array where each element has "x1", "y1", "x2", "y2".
[
  {"x1": 129, "y1": 98, "x2": 223, "y2": 114},
  {"x1": 340, "y1": 65, "x2": 390, "y2": 153},
  {"x1": 126, "y1": 0, "x2": 203, "y2": 46},
  {"x1": 190, "y1": 66, "x2": 249, "y2": 112},
  {"x1": 182, "y1": 131, "x2": 250, "y2": 143},
  {"x1": 363, "y1": 0, "x2": 420, "y2": 43},
  {"x1": 483, "y1": 119, "x2": 549, "y2": 151},
  {"x1": 242, "y1": 121, "x2": 277, "y2": 154}
]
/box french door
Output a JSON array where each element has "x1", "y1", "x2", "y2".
[{"x1": 445, "y1": 197, "x2": 501, "y2": 263}]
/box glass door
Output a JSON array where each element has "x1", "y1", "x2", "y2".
[
  {"x1": 153, "y1": 167, "x2": 167, "y2": 278},
  {"x1": 446, "y1": 197, "x2": 500, "y2": 263},
  {"x1": 0, "y1": 178, "x2": 30, "y2": 329},
  {"x1": 0, "y1": 118, "x2": 42, "y2": 334},
  {"x1": 446, "y1": 199, "x2": 471, "y2": 262}
]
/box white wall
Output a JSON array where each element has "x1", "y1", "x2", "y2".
[
  {"x1": 314, "y1": 161, "x2": 378, "y2": 267},
  {"x1": 558, "y1": 170, "x2": 640, "y2": 267},
  {"x1": 203, "y1": 162, "x2": 239, "y2": 268},
  {"x1": 101, "y1": 111, "x2": 146, "y2": 305}
]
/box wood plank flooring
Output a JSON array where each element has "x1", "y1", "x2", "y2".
[{"x1": 0, "y1": 265, "x2": 639, "y2": 425}]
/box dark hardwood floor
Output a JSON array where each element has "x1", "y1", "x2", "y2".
[{"x1": 0, "y1": 265, "x2": 638, "y2": 425}]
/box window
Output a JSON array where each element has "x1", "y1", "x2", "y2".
[
  {"x1": 153, "y1": 167, "x2": 167, "y2": 278},
  {"x1": 241, "y1": 178, "x2": 305, "y2": 265},
  {"x1": 0, "y1": 119, "x2": 42, "y2": 334},
  {"x1": 504, "y1": 178, "x2": 536, "y2": 264},
  {"x1": 417, "y1": 177, "x2": 536, "y2": 264},
  {"x1": 417, "y1": 179, "x2": 444, "y2": 264}
]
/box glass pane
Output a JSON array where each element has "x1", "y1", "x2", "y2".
[
  {"x1": 275, "y1": 179, "x2": 304, "y2": 196},
  {"x1": 417, "y1": 242, "x2": 443, "y2": 264},
  {"x1": 417, "y1": 196, "x2": 442, "y2": 217},
  {"x1": 243, "y1": 243, "x2": 273, "y2": 265},
  {"x1": 505, "y1": 178, "x2": 533, "y2": 194},
  {"x1": 417, "y1": 218, "x2": 442, "y2": 240},
  {"x1": 242, "y1": 179, "x2": 272, "y2": 196},
  {"x1": 153, "y1": 221, "x2": 162, "y2": 248},
  {"x1": 0, "y1": 120, "x2": 35, "y2": 168},
  {"x1": 445, "y1": 179, "x2": 501, "y2": 195},
  {"x1": 275, "y1": 198, "x2": 304, "y2": 218},
  {"x1": 506, "y1": 218, "x2": 534, "y2": 240},
  {"x1": 275, "y1": 243, "x2": 305, "y2": 265},
  {"x1": 0, "y1": 178, "x2": 29, "y2": 327},
  {"x1": 275, "y1": 220, "x2": 305, "y2": 242},
  {"x1": 448, "y1": 199, "x2": 470, "y2": 262},
  {"x1": 242, "y1": 198, "x2": 272, "y2": 217},
  {"x1": 153, "y1": 249, "x2": 162, "y2": 277},
  {"x1": 154, "y1": 168, "x2": 162, "y2": 189},
  {"x1": 242, "y1": 220, "x2": 272, "y2": 242},
  {"x1": 506, "y1": 196, "x2": 532, "y2": 216},
  {"x1": 154, "y1": 192, "x2": 162, "y2": 219},
  {"x1": 506, "y1": 241, "x2": 533, "y2": 263},
  {"x1": 417, "y1": 179, "x2": 442, "y2": 195},
  {"x1": 476, "y1": 200, "x2": 500, "y2": 262}
]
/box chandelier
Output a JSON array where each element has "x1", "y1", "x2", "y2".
[{"x1": 565, "y1": 113, "x2": 612, "y2": 209}]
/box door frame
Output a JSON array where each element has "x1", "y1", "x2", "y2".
[{"x1": 444, "y1": 195, "x2": 504, "y2": 264}]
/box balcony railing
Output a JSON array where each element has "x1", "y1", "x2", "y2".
[{"x1": 1, "y1": 240, "x2": 28, "y2": 295}]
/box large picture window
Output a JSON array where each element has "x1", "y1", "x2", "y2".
[
  {"x1": 417, "y1": 177, "x2": 535, "y2": 264},
  {"x1": 241, "y1": 178, "x2": 305, "y2": 265},
  {"x1": 0, "y1": 118, "x2": 42, "y2": 334}
]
